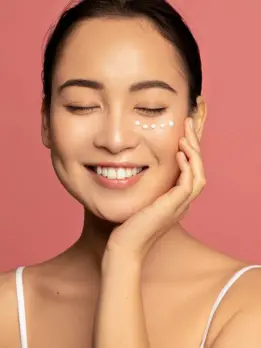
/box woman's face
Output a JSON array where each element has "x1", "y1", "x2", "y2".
[{"x1": 42, "y1": 17, "x2": 205, "y2": 223}]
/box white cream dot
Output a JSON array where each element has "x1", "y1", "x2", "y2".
[
  {"x1": 142, "y1": 124, "x2": 149, "y2": 129},
  {"x1": 168, "y1": 120, "x2": 174, "y2": 127},
  {"x1": 151, "y1": 124, "x2": 156, "y2": 129},
  {"x1": 160, "y1": 123, "x2": 165, "y2": 128},
  {"x1": 135, "y1": 120, "x2": 141, "y2": 126}
]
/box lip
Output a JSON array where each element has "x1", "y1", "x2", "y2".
[{"x1": 85, "y1": 165, "x2": 147, "y2": 190}]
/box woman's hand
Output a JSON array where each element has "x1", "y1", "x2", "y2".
[{"x1": 104, "y1": 116, "x2": 207, "y2": 264}]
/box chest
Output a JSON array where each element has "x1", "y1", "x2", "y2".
[{"x1": 24, "y1": 284, "x2": 217, "y2": 348}]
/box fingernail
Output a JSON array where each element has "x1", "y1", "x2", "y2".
[{"x1": 189, "y1": 118, "x2": 194, "y2": 129}]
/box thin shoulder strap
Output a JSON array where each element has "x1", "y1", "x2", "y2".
[
  {"x1": 16, "y1": 266, "x2": 28, "y2": 348},
  {"x1": 200, "y1": 265, "x2": 261, "y2": 348}
]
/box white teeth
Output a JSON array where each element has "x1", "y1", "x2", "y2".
[
  {"x1": 107, "y1": 168, "x2": 117, "y2": 179},
  {"x1": 117, "y1": 168, "x2": 126, "y2": 179},
  {"x1": 102, "y1": 167, "x2": 108, "y2": 177},
  {"x1": 132, "y1": 168, "x2": 137, "y2": 176},
  {"x1": 126, "y1": 169, "x2": 132, "y2": 178},
  {"x1": 94, "y1": 166, "x2": 143, "y2": 180}
]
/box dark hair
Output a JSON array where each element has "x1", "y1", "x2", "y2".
[{"x1": 42, "y1": 0, "x2": 202, "y2": 113}]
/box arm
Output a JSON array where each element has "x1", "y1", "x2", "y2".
[{"x1": 92, "y1": 251, "x2": 150, "y2": 348}]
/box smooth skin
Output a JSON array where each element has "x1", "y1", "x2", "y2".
[{"x1": 0, "y1": 17, "x2": 261, "y2": 348}]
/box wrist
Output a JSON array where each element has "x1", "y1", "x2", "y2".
[{"x1": 101, "y1": 248, "x2": 142, "y2": 276}]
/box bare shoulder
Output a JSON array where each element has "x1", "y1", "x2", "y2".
[
  {"x1": 209, "y1": 266, "x2": 261, "y2": 347},
  {"x1": 202, "y1": 244, "x2": 261, "y2": 309},
  {"x1": 0, "y1": 270, "x2": 21, "y2": 347},
  {"x1": 0, "y1": 270, "x2": 17, "y2": 316},
  {"x1": 228, "y1": 264, "x2": 261, "y2": 306},
  {"x1": 202, "y1": 249, "x2": 261, "y2": 347}
]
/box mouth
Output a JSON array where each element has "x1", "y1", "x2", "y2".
[{"x1": 84, "y1": 164, "x2": 149, "y2": 189}]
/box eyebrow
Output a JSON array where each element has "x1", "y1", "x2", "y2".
[{"x1": 58, "y1": 79, "x2": 177, "y2": 94}]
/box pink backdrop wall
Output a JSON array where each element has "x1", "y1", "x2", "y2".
[{"x1": 0, "y1": 0, "x2": 260, "y2": 272}]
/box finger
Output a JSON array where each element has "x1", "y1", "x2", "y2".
[
  {"x1": 179, "y1": 137, "x2": 206, "y2": 203},
  {"x1": 143, "y1": 150, "x2": 193, "y2": 226},
  {"x1": 186, "y1": 117, "x2": 200, "y2": 153},
  {"x1": 165, "y1": 151, "x2": 194, "y2": 206}
]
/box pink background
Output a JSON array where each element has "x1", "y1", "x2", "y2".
[{"x1": 0, "y1": 0, "x2": 260, "y2": 272}]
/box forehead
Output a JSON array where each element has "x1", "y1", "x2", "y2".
[{"x1": 54, "y1": 17, "x2": 186, "y2": 88}]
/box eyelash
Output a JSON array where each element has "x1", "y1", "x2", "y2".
[
  {"x1": 65, "y1": 105, "x2": 98, "y2": 113},
  {"x1": 135, "y1": 107, "x2": 166, "y2": 116},
  {"x1": 65, "y1": 105, "x2": 167, "y2": 116}
]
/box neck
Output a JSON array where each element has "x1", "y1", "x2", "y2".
[
  {"x1": 67, "y1": 208, "x2": 194, "y2": 282},
  {"x1": 76, "y1": 209, "x2": 118, "y2": 261},
  {"x1": 68, "y1": 208, "x2": 126, "y2": 274}
]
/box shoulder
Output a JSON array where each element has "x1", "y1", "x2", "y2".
[
  {"x1": 0, "y1": 269, "x2": 17, "y2": 312},
  {"x1": 0, "y1": 269, "x2": 21, "y2": 347},
  {"x1": 207, "y1": 264, "x2": 261, "y2": 347},
  {"x1": 221, "y1": 265, "x2": 261, "y2": 307}
]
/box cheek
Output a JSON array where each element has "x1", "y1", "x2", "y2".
[
  {"x1": 141, "y1": 117, "x2": 185, "y2": 162},
  {"x1": 49, "y1": 112, "x2": 93, "y2": 160},
  {"x1": 141, "y1": 118, "x2": 185, "y2": 186}
]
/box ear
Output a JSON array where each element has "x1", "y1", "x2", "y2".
[
  {"x1": 191, "y1": 96, "x2": 207, "y2": 142},
  {"x1": 41, "y1": 101, "x2": 51, "y2": 149}
]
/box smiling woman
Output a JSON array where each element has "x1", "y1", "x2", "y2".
[{"x1": 1, "y1": 0, "x2": 261, "y2": 347}]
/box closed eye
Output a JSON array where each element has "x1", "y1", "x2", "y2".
[
  {"x1": 65, "y1": 105, "x2": 99, "y2": 114},
  {"x1": 135, "y1": 107, "x2": 167, "y2": 116},
  {"x1": 64, "y1": 105, "x2": 166, "y2": 116}
]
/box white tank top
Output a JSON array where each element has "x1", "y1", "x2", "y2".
[{"x1": 15, "y1": 264, "x2": 261, "y2": 348}]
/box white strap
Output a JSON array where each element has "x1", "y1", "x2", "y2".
[
  {"x1": 200, "y1": 265, "x2": 261, "y2": 348},
  {"x1": 16, "y1": 266, "x2": 28, "y2": 348}
]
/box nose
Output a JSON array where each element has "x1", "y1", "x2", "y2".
[{"x1": 93, "y1": 112, "x2": 139, "y2": 154}]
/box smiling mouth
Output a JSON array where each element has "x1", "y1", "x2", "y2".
[{"x1": 86, "y1": 165, "x2": 148, "y2": 180}]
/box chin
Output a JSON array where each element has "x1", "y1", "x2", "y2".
[
  {"x1": 91, "y1": 202, "x2": 142, "y2": 224},
  {"x1": 84, "y1": 192, "x2": 159, "y2": 223},
  {"x1": 78, "y1": 181, "x2": 177, "y2": 224}
]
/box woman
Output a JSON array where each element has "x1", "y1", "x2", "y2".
[{"x1": 0, "y1": 0, "x2": 261, "y2": 347}]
